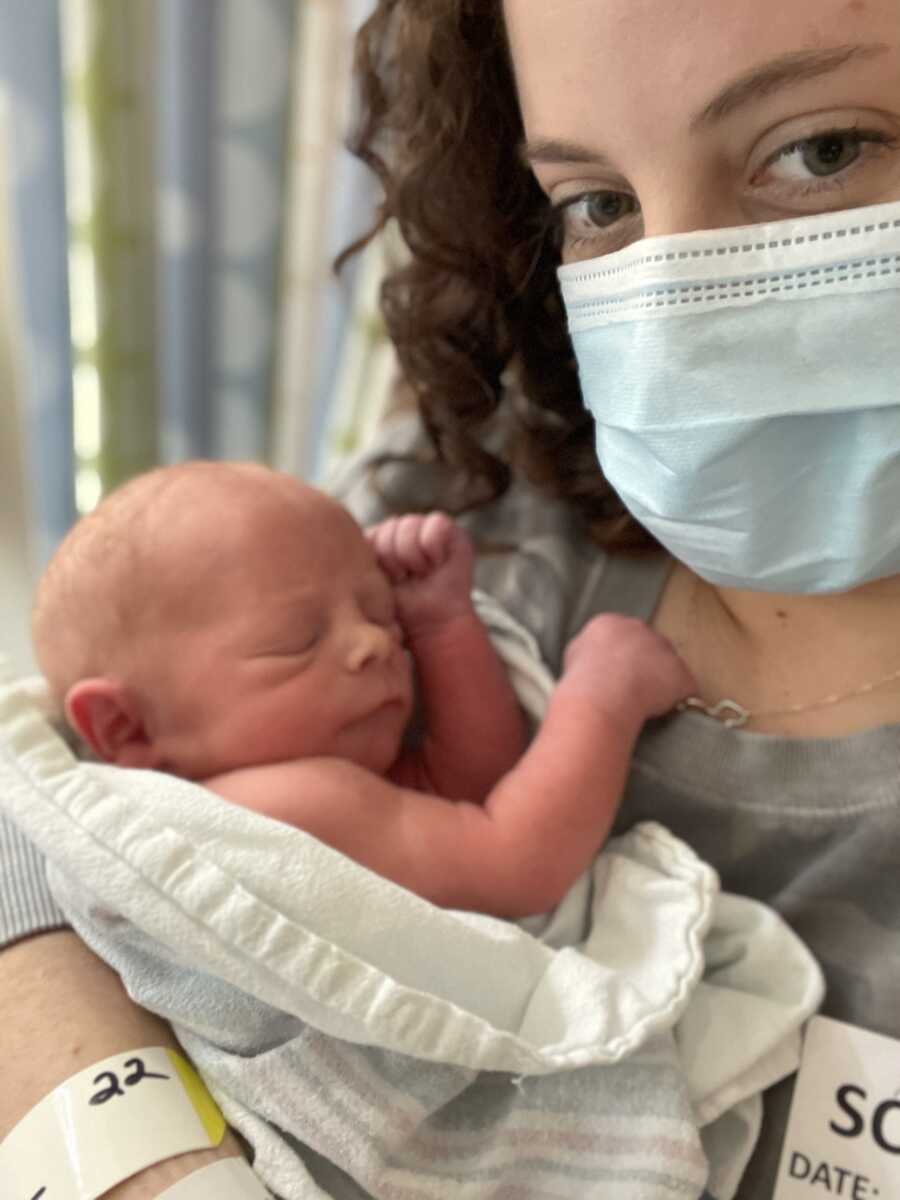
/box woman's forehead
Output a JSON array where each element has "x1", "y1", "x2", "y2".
[{"x1": 504, "y1": 0, "x2": 896, "y2": 139}]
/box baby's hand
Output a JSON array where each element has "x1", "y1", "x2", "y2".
[
  {"x1": 366, "y1": 513, "x2": 475, "y2": 635},
  {"x1": 562, "y1": 614, "x2": 696, "y2": 728}
]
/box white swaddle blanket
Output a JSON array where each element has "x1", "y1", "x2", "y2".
[{"x1": 0, "y1": 595, "x2": 823, "y2": 1200}]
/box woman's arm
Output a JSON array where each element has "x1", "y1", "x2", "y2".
[
  {"x1": 0, "y1": 931, "x2": 247, "y2": 1197},
  {"x1": 0, "y1": 805, "x2": 248, "y2": 1194}
]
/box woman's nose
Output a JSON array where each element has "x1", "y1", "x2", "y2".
[
  {"x1": 639, "y1": 180, "x2": 744, "y2": 240},
  {"x1": 345, "y1": 621, "x2": 396, "y2": 672},
  {"x1": 642, "y1": 206, "x2": 732, "y2": 240}
]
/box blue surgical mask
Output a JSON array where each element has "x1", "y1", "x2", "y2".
[{"x1": 557, "y1": 199, "x2": 900, "y2": 594}]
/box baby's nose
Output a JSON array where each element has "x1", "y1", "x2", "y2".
[{"x1": 345, "y1": 621, "x2": 396, "y2": 672}]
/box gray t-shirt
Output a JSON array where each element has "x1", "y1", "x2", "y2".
[{"x1": 3, "y1": 418, "x2": 899, "y2": 1198}]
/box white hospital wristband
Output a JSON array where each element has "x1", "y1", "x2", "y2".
[
  {"x1": 158, "y1": 1158, "x2": 273, "y2": 1198},
  {"x1": 0, "y1": 1046, "x2": 226, "y2": 1200}
]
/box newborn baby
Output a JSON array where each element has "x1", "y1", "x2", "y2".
[{"x1": 32, "y1": 461, "x2": 692, "y2": 917}]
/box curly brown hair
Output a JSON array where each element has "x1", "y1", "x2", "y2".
[{"x1": 344, "y1": 0, "x2": 655, "y2": 551}]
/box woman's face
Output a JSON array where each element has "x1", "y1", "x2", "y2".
[{"x1": 504, "y1": 0, "x2": 900, "y2": 262}]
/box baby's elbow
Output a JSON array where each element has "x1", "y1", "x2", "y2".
[
  {"x1": 438, "y1": 866, "x2": 561, "y2": 919},
  {"x1": 493, "y1": 870, "x2": 571, "y2": 920},
  {"x1": 453, "y1": 807, "x2": 573, "y2": 918}
]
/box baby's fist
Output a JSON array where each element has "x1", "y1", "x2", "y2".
[
  {"x1": 563, "y1": 614, "x2": 696, "y2": 727},
  {"x1": 367, "y1": 512, "x2": 468, "y2": 583},
  {"x1": 366, "y1": 512, "x2": 475, "y2": 633}
]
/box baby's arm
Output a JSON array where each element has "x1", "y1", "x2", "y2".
[
  {"x1": 207, "y1": 615, "x2": 694, "y2": 917},
  {"x1": 368, "y1": 514, "x2": 527, "y2": 800}
]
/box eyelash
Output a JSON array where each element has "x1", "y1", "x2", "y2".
[
  {"x1": 755, "y1": 127, "x2": 898, "y2": 190},
  {"x1": 549, "y1": 192, "x2": 638, "y2": 257},
  {"x1": 550, "y1": 126, "x2": 900, "y2": 252}
]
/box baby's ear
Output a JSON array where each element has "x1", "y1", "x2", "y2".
[{"x1": 64, "y1": 679, "x2": 159, "y2": 768}]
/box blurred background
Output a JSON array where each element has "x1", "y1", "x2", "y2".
[{"x1": 1, "y1": 0, "x2": 401, "y2": 672}]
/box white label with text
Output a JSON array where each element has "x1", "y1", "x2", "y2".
[{"x1": 774, "y1": 1016, "x2": 900, "y2": 1200}]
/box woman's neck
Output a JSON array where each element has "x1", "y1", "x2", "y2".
[{"x1": 653, "y1": 562, "x2": 900, "y2": 737}]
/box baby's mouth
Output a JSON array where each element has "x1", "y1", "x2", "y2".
[{"x1": 375, "y1": 690, "x2": 411, "y2": 716}]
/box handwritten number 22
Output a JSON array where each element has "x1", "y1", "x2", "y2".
[
  {"x1": 89, "y1": 1055, "x2": 169, "y2": 1106},
  {"x1": 25, "y1": 1059, "x2": 171, "y2": 1197}
]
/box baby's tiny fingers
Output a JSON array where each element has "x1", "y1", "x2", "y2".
[
  {"x1": 393, "y1": 514, "x2": 432, "y2": 575},
  {"x1": 367, "y1": 519, "x2": 407, "y2": 582},
  {"x1": 418, "y1": 511, "x2": 459, "y2": 566}
]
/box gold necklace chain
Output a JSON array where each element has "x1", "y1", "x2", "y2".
[{"x1": 678, "y1": 664, "x2": 900, "y2": 729}]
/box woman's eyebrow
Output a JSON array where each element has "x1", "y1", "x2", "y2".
[
  {"x1": 690, "y1": 43, "x2": 889, "y2": 131},
  {"x1": 519, "y1": 139, "x2": 616, "y2": 167}
]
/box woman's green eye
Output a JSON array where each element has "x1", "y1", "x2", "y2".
[
  {"x1": 584, "y1": 191, "x2": 638, "y2": 227},
  {"x1": 552, "y1": 190, "x2": 642, "y2": 257},
  {"x1": 795, "y1": 133, "x2": 863, "y2": 177},
  {"x1": 754, "y1": 126, "x2": 899, "y2": 195}
]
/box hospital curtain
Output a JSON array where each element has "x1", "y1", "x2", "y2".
[{"x1": 0, "y1": 0, "x2": 391, "y2": 575}]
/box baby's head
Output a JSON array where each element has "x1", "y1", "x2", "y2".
[{"x1": 33, "y1": 462, "x2": 413, "y2": 780}]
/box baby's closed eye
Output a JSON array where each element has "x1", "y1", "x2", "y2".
[{"x1": 248, "y1": 625, "x2": 321, "y2": 660}]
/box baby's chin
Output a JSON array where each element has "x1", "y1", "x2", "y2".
[{"x1": 343, "y1": 698, "x2": 411, "y2": 774}]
